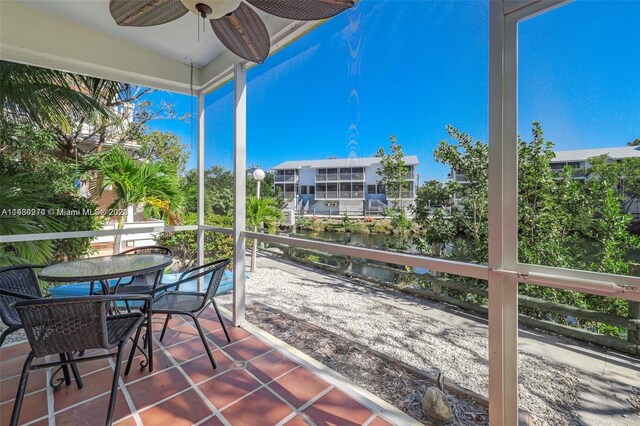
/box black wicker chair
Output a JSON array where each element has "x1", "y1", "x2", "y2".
[
  {"x1": 113, "y1": 246, "x2": 173, "y2": 296},
  {"x1": 0, "y1": 265, "x2": 86, "y2": 390},
  {"x1": 0, "y1": 265, "x2": 44, "y2": 347},
  {"x1": 151, "y1": 259, "x2": 231, "y2": 369},
  {"x1": 10, "y1": 295, "x2": 150, "y2": 426}
]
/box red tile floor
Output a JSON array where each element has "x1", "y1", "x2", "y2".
[{"x1": 0, "y1": 307, "x2": 409, "y2": 425}]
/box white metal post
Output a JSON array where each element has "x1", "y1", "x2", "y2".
[
  {"x1": 233, "y1": 63, "x2": 247, "y2": 327},
  {"x1": 197, "y1": 92, "x2": 205, "y2": 292},
  {"x1": 487, "y1": 1, "x2": 519, "y2": 424}
]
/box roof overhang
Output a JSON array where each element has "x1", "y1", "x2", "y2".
[{"x1": 0, "y1": 0, "x2": 323, "y2": 94}]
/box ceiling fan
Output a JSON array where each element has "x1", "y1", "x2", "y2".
[{"x1": 109, "y1": 0, "x2": 356, "y2": 64}]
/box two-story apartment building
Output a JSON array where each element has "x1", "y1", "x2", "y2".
[
  {"x1": 272, "y1": 156, "x2": 419, "y2": 216},
  {"x1": 449, "y1": 145, "x2": 640, "y2": 215}
]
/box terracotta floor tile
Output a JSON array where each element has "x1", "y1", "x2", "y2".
[
  {"x1": 114, "y1": 416, "x2": 138, "y2": 426},
  {"x1": 138, "y1": 389, "x2": 213, "y2": 426},
  {"x1": 0, "y1": 389, "x2": 48, "y2": 425},
  {"x1": 180, "y1": 352, "x2": 233, "y2": 384},
  {"x1": 269, "y1": 367, "x2": 331, "y2": 408},
  {"x1": 198, "y1": 414, "x2": 226, "y2": 426},
  {"x1": 198, "y1": 317, "x2": 223, "y2": 334},
  {"x1": 0, "y1": 342, "x2": 30, "y2": 360},
  {"x1": 121, "y1": 348, "x2": 174, "y2": 384},
  {"x1": 367, "y1": 415, "x2": 394, "y2": 426},
  {"x1": 221, "y1": 387, "x2": 293, "y2": 425},
  {"x1": 224, "y1": 337, "x2": 272, "y2": 361},
  {"x1": 75, "y1": 353, "x2": 112, "y2": 376},
  {"x1": 0, "y1": 368, "x2": 47, "y2": 403},
  {"x1": 197, "y1": 368, "x2": 261, "y2": 409},
  {"x1": 156, "y1": 323, "x2": 200, "y2": 348},
  {"x1": 207, "y1": 326, "x2": 251, "y2": 348},
  {"x1": 53, "y1": 366, "x2": 115, "y2": 412},
  {"x1": 247, "y1": 350, "x2": 298, "y2": 383},
  {"x1": 0, "y1": 354, "x2": 29, "y2": 380},
  {"x1": 283, "y1": 415, "x2": 313, "y2": 426},
  {"x1": 126, "y1": 367, "x2": 189, "y2": 410},
  {"x1": 166, "y1": 337, "x2": 215, "y2": 363},
  {"x1": 55, "y1": 390, "x2": 130, "y2": 425},
  {"x1": 303, "y1": 388, "x2": 374, "y2": 426}
]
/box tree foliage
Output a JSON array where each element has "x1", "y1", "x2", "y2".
[
  {"x1": 0, "y1": 121, "x2": 103, "y2": 265},
  {"x1": 246, "y1": 196, "x2": 284, "y2": 233},
  {"x1": 88, "y1": 146, "x2": 183, "y2": 253},
  {"x1": 376, "y1": 135, "x2": 412, "y2": 250},
  {"x1": 416, "y1": 122, "x2": 639, "y2": 334}
]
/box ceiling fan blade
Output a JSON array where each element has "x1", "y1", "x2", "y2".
[
  {"x1": 246, "y1": 0, "x2": 355, "y2": 20},
  {"x1": 211, "y1": 3, "x2": 271, "y2": 63},
  {"x1": 109, "y1": 0, "x2": 188, "y2": 27}
]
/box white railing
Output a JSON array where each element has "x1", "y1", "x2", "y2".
[{"x1": 3, "y1": 225, "x2": 640, "y2": 298}]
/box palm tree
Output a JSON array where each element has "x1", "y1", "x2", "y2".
[
  {"x1": 246, "y1": 196, "x2": 283, "y2": 271},
  {"x1": 0, "y1": 174, "x2": 64, "y2": 266},
  {"x1": 0, "y1": 61, "x2": 120, "y2": 133},
  {"x1": 90, "y1": 147, "x2": 182, "y2": 254}
]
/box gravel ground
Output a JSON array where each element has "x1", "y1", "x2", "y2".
[
  {"x1": 0, "y1": 326, "x2": 25, "y2": 345},
  {"x1": 247, "y1": 304, "x2": 489, "y2": 425},
  {"x1": 220, "y1": 266, "x2": 585, "y2": 426}
]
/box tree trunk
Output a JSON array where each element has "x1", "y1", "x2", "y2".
[{"x1": 112, "y1": 214, "x2": 127, "y2": 255}]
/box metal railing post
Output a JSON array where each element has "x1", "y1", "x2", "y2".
[{"x1": 232, "y1": 63, "x2": 247, "y2": 327}]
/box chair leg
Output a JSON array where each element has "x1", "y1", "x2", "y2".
[
  {"x1": 10, "y1": 351, "x2": 34, "y2": 426},
  {"x1": 159, "y1": 314, "x2": 172, "y2": 343},
  {"x1": 211, "y1": 299, "x2": 231, "y2": 343},
  {"x1": 59, "y1": 353, "x2": 72, "y2": 386},
  {"x1": 65, "y1": 352, "x2": 84, "y2": 389},
  {"x1": 146, "y1": 312, "x2": 153, "y2": 373},
  {"x1": 190, "y1": 313, "x2": 217, "y2": 369},
  {"x1": 106, "y1": 342, "x2": 125, "y2": 426},
  {"x1": 125, "y1": 325, "x2": 143, "y2": 376}
]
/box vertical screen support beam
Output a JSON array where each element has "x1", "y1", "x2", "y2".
[
  {"x1": 232, "y1": 63, "x2": 247, "y2": 327},
  {"x1": 196, "y1": 92, "x2": 205, "y2": 292},
  {"x1": 488, "y1": 1, "x2": 519, "y2": 424}
]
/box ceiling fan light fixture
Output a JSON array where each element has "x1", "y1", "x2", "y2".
[{"x1": 181, "y1": 0, "x2": 241, "y2": 20}]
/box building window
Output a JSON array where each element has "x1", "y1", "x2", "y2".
[
  {"x1": 301, "y1": 186, "x2": 308, "y2": 195},
  {"x1": 367, "y1": 185, "x2": 376, "y2": 194},
  {"x1": 309, "y1": 186, "x2": 315, "y2": 195}
]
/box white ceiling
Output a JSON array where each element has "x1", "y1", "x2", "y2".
[
  {"x1": 1, "y1": 0, "x2": 318, "y2": 93},
  {"x1": 17, "y1": 0, "x2": 291, "y2": 68}
]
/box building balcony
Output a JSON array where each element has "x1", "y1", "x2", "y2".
[{"x1": 274, "y1": 176, "x2": 298, "y2": 183}]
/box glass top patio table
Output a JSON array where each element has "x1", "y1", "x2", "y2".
[{"x1": 39, "y1": 254, "x2": 172, "y2": 284}]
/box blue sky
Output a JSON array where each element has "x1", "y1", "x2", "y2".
[{"x1": 145, "y1": 0, "x2": 640, "y2": 181}]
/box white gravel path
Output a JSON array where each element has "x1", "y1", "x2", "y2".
[{"x1": 220, "y1": 260, "x2": 637, "y2": 426}]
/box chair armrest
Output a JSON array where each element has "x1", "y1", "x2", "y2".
[
  {"x1": 153, "y1": 290, "x2": 203, "y2": 301},
  {"x1": 12, "y1": 294, "x2": 153, "y2": 309},
  {"x1": 148, "y1": 281, "x2": 183, "y2": 296},
  {"x1": 0, "y1": 288, "x2": 41, "y2": 300}
]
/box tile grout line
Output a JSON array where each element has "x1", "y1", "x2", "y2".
[
  {"x1": 151, "y1": 333, "x2": 232, "y2": 426},
  {"x1": 281, "y1": 384, "x2": 337, "y2": 426},
  {"x1": 45, "y1": 355, "x2": 55, "y2": 426},
  {"x1": 362, "y1": 413, "x2": 379, "y2": 426}
]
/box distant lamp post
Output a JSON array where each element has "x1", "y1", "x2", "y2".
[
  {"x1": 253, "y1": 168, "x2": 266, "y2": 199},
  {"x1": 251, "y1": 168, "x2": 265, "y2": 272}
]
